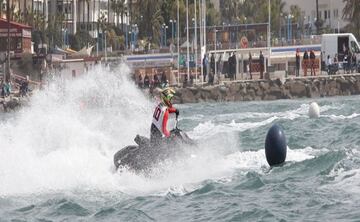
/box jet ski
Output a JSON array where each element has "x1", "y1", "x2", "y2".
[{"x1": 113, "y1": 119, "x2": 195, "y2": 172}]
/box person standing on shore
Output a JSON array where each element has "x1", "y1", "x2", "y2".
[
  {"x1": 303, "y1": 50, "x2": 309, "y2": 76},
  {"x1": 227, "y1": 52, "x2": 232, "y2": 79},
  {"x1": 248, "y1": 52, "x2": 253, "y2": 80},
  {"x1": 202, "y1": 54, "x2": 208, "y2": 82},
  {"x1": 210, "y1": 53, "x2": 215, "y2": 76},
  {"x1": 295, "y1": 49, "x2": 300, "y2": 77},
  {"x1": 0, "y1": 80, "x2": 4, "y2": 98},
  {"x1": 144, "y1": 74, "x2": 150, "y2": 88},
  {"x1": 310, "y1": 50, "x2": 316, "y2": 76},
  {"x1": 161, "y1": 71, "x2": 167, "y2": 86},
  {"x1": 351, "y1": 53, "x2": 357, "y2": 73},
  {"x1": 138, "y1": 75, "x2": 143, "y2": 88},
  {"x1": 4, "y1": 80, "x2": 11, "y2": 97},
  {"x1": 259, "y1": 51, "x2": 264, "y2": 79},
  {"x1": 231, "y1": 52, "x2": 237, "y2": 80}
]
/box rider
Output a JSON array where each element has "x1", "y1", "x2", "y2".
[{"x1": 150, "y1": 87, "x2": 179, "y2": 146}]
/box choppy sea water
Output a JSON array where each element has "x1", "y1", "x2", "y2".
[{"x1": 1, "y1": 64, "x2": 360, "y2": 221}]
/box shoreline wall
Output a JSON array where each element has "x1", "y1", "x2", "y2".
[{"x1": 160, "y1": 74, "x2": 360, "y2": 103}]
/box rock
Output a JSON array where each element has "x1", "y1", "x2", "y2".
[
  {"x1": 268, "y1": 86, "x2": 282, "y2": 98},
  {"x1": 181, "y1": 90, "x2": 196, "y2": 103},
  {"x1": 263, "y1": 94, "x2": 278, "y2": 100},
  {"x1": 228, "y1": 83, "x2": 239, "y2": 93},
  {"x1": 151, "y1": 74, "x2": 360, "y2": 104},
  {"x1": 259, "y1": 81, "x2": 270, "y2": 90},
  {"x1": 289, "y1": 81, "x2": 306, "y2": 97}
]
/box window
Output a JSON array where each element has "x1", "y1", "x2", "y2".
[
  {"x1": 328, "y1": 10, "x2": 331, "y2": 19},
  {"x1": 319, "y1": 11, "x2": 322, "y2": 19},
  {"x1": 351, "y1": 41, "x2": 360, "y2": 53},
  {"x1": 324, "y1": 11, "x2": 327, "y2": 19}
]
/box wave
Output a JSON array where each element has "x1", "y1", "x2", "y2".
[{"x1": 322, "y1": 113, "x2": 360, "y2": 120}]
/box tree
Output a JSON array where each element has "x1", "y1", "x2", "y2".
[
  {"x1": 220, "y1": 0, "x2": 239, "y2": 24},
  {"x1": 314, "y1": 0, "x2": 323, "y2": 34},
  {"x1": 151, "y1": 9, "x2": 164, "y2": 46},
  {"x1": 343, "y1": 0, "x2": 360, "y2": 38},
  {"x1": 290, "y1": 5, "x2": 301, "y2": 24},
  {"x1": 46, "y1": 13, "x2": 65, "y2": 50},
  {"x1": 0, "y1": 0, "x2": 4, "y2": 18},
  {"x1": 111, "y1": 0, "x2": 126, "y2": 30}
]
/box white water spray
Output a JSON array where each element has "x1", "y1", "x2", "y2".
[
  {"x1": 0, "y1": 65, "x2": 320, "y2": 197},
  {"x1": 0, "y1": 64, "x2": 153, "y2": 196}
]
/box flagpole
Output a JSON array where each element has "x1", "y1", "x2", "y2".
[
  {"x1": 194, "y1": 0, "x2": 198, "y2": 84},
  {"x1": 177, "y1": 0, "x2": 180, "y2": 86},
  {"x1": 186, "y1": 0, "x2": 190, "y2": 81}
]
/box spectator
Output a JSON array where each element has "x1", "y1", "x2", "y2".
[
  {"x1": 345, "y1": 51, "x2": 352, "y2": 73},
  {"x1": 303, "y1": 50, "x2": 309, "y2": 76},
  {"x1": 326, "y1": 55, "x2": 332, "y2": 68},
  {"x1": 228, "y1": 52, "x2": 236, "y2": 80},
  {"x1": 208, "y1": 67, "x2": 214, "y2": 85},
  {"x1": 227, "y1": 53, "x2": 233, "y2": 80},
  {"x1": 325, "y1": 55, "x2": 334, "y2": 75},
  {"x1": 217, "y1": 53, "x2": 223, "y2": 79},
  {"x1": 295, "y1": 49, "x2": 300, "y2": 77},
  {"x1": 310, "y1": 50, "x2": 316, "y2": 76},
  {"x1": 0, "y1": 80, "x2": 4, "y2": 98},
  {"x1": 231, "y1": 52, "x2": 236, "y2": 80},
  {"x1": 210, "y1": 53, "x2": 215, "y2": 75},
  {"x1": 20, "y1": 78, "x2": 29, "y2": 97},
  {"x1": 144, "y1": 74, "x2": 150, "y2": 88},
  {"x1": 161, "y1": 71, "x2": 167, "y2": 86},
  {"x1": 259, "y1": 50, "x2": 265, "y2": 79},
  {"x1": 4, "y1": 80, "x2": 11, "y2": 97},
  {"x1": 334, "y1": 53, "x2": 338, "y2": 63},
  {"x1": 138, "y1": 75, "x2": 143, "y2": 88},
  {"x1": 248, "y1": 52, "x2": 253, "y2": 80},
  {"x1": 183, "y1": 74, "x2": 188, "y2": 88},
  {"x1": 202, "y1": 54, "x2": 208, "y2": 82},
  {"x1": 153, "y1": 74, "x2": 160, "y2": 88},
  {"x1": 352, "y1": 53, "x2": 357, "y2": 73},
  {"x1": 190, "y1": 72, "x2": 194, "y2": 86}
]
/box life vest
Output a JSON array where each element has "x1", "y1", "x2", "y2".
[{"x1": 152, "y1": 102, "x2": 169, "y2": 137}]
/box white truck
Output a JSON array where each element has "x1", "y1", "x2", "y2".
[{"x1": 321, "y1": 33, "x2": 360, "y2": 62}]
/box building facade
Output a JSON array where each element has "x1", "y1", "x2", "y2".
[
  {"x1": 1, "y1": 0, "x2": 129, "y2": 36},
  {"x1": 283, "y1": 0, "x2": 347, "y2": 33}
]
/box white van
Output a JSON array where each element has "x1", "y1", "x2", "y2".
[{"x1": 321, "y1": 33, "x2": 360, "y2": 62}]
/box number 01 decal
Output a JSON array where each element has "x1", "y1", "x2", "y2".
[{"x1": 153, "y1": 107, "x2": 161, "y2": 121}]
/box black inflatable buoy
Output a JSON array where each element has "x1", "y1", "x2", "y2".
[{"x1": 265, "y1": 124, "x2": 287, "y2": 166}]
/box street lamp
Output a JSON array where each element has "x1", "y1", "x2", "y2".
[
  {"x1": 165, "y1": 25, "x2": 168, "y2": 47},
  {"x1": 286, "y1": 14, "x2": 294, "y2": 44},
  {"x1": 244, "y1": 17, "x2": 247, "y2": 34},
  {"x1": 170, "y1": 19, "x2": 176, "y2": 42}
]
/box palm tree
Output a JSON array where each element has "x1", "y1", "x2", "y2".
[
  {"x1": 220, "y1": 0, "x2": 238, "y2": 23},
  {"x1": 0, "y1": 0, "x2": 4, "y2": 18},
  {"x1": 314, "y1": 0, "x2": 323, "y2": 34},
  {"x1": 119, "y1": 0, "x2": 126, "y2": 31},
  {"x1": 343, "y1": 0, "x2": 360, "y2": 38},
  {"x1": 110, "y1": 0, "x2": 122, "y2": 27},
  {"x1": 128, "y1": 0, "x2": 132, "y2": 25},
  {"x1": 9, "y1": 3, "x2": 16, "y2": 21},
  {"x1": 86, "y1": 0, "x2": 90, "y2": 32},
  {"x1": 151, "y1": 8, "x2": 164, "y2": 46}
]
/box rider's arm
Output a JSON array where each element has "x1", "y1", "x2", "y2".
[
  {"x1": 162, "y1": 110, "x2": 171, "y2": 137},
  {"x1": 168, "y1": 107, "x2": 177, "y2": 113}
]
